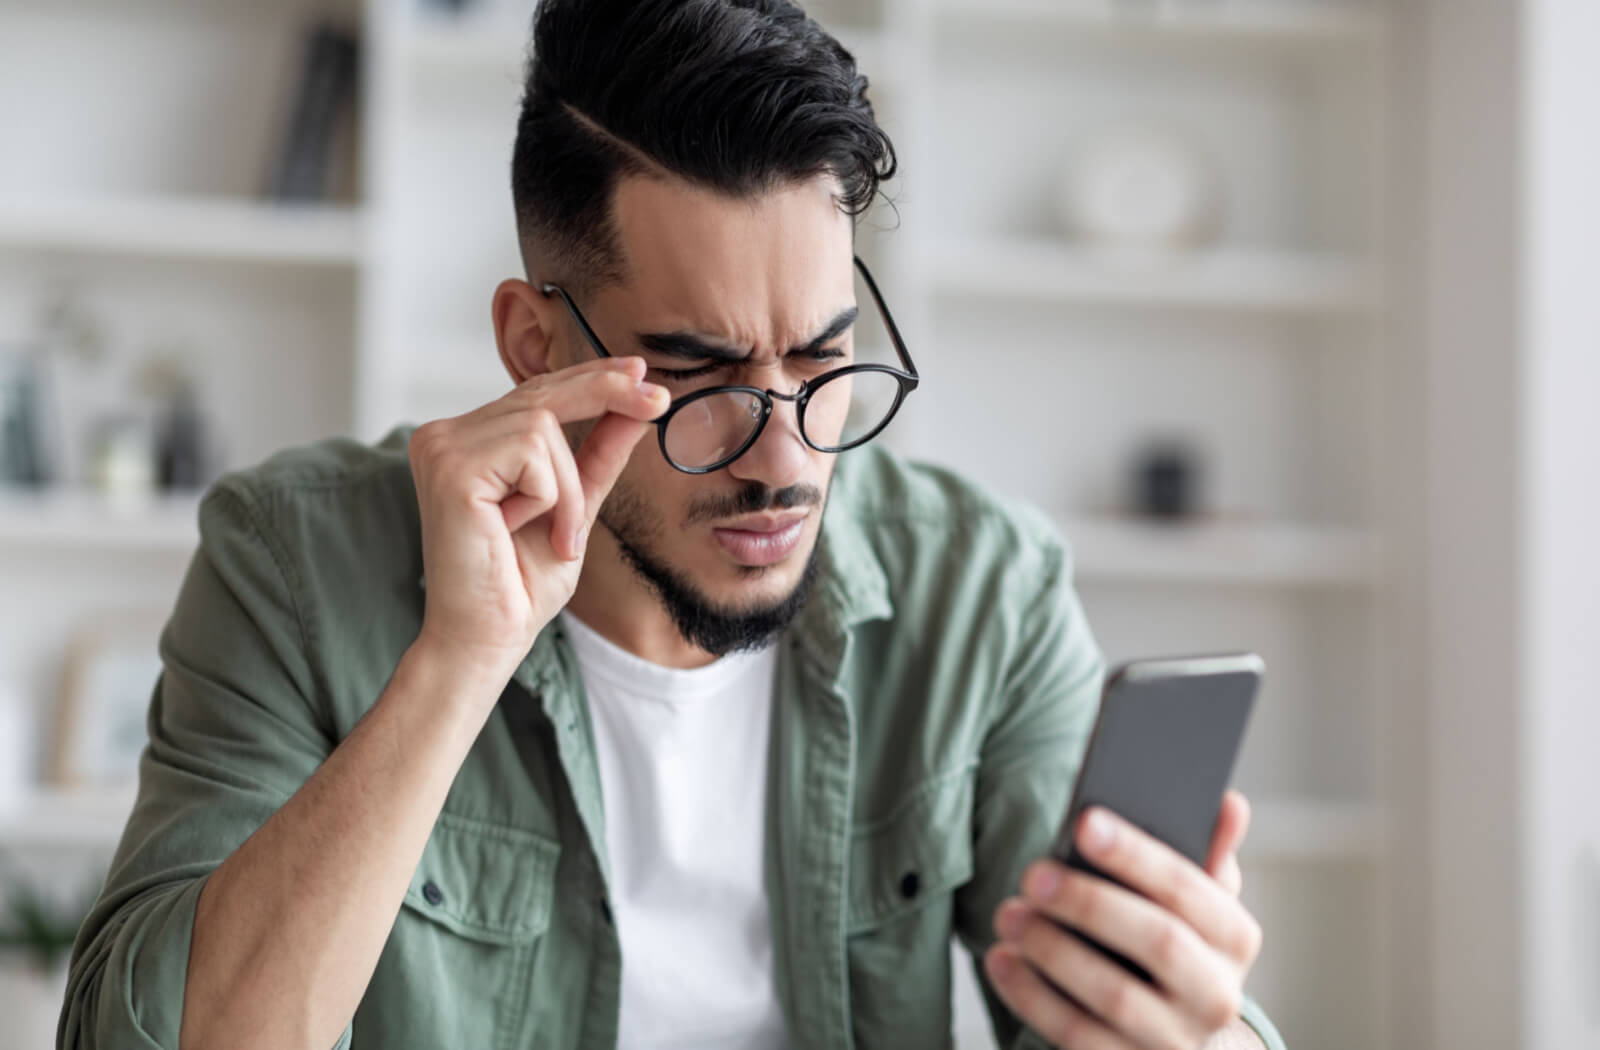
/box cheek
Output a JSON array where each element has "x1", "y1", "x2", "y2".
[{"x1": 613, "y1": 444, "x2": 693, "y2": 527}]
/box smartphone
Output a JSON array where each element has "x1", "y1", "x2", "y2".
[{"x1": 1048, "y1": 652, "x2": 1263, "y2": 985}]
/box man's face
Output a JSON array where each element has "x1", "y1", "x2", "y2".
[{"x1": 554, "y1": 172, "x2": 856, "y2": 651}]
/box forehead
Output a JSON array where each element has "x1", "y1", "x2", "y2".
[{"x1": 601, "y1": 172, "x2": 855, "y2": 347}]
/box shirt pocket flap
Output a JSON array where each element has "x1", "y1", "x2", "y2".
[
  {"x1": 403, "y1": 811, "x2": 562, "y2": 945},
  {"x1": 846, "y1": 769, "x2": 976, "y2": 934}
]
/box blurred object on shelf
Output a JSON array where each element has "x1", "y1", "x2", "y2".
[
  {"x1": 137, "y1": 348, "x2": 215, "y2": 491},
  {"x1": 51, "y1": 610, "x2": 163, "y2": 789},
  {"x1": 85, "y1": 415, "x2": 155, "y2": 503},
  {"x1": 22, "y1": 284, "x2": 114, "y2": 490},
  {"x1": 268, "y1": 22, "x2": 361, "y2": 203},
  {"x1": 1130, "y1": 436, "x2": 1204, "y2": 519},
  {"x1": 1058, "y1": 122, "x2": 1224, "y2": 256},
  {"x1": 0, "y1": 347, "x2": 52, "y2": 487},
  {"x1": 156, "y1": 382, "x2": 210, "y2": 490}
]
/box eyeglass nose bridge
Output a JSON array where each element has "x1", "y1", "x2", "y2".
[{"x1": 742, "y1": 383, "x2": 808, "y2": 437}]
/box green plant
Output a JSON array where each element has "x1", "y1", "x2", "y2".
[{"x1": 0, "y1": 880, "x2": 96, "y2": 973}]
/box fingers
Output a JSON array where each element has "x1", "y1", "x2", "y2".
[
  {"x1": 533, "y1": 410, "x2": 586, "y2": 560},
  {"x1": 1204, "y1": 790, "x2": 1251, "y2": 884},
  {"x1": 1216, "y1": 854, "x2": 1243, "y2": 898},
  {"x1": 495, "y1": 357, "x2": 669, "y2": 427},
  {"x1": 1072, "y1": 808, "x2": 1258, "y2": 966},
  {"x1": 574, "y1": 412, "x2": 653, "y2": 515},
  {"x1": 993, "y1": 900, "x2": 1187, "y2": 1050},
  {"x1": 1018, "y1": 860, "x2": 1242, "y2": 1028},
  {"x1": 982, "y1": 943, "x2": 1140, "y2": 1050}
]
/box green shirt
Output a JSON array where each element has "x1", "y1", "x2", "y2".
[{"x1": 60, "y1": 426, "x2": 1287, "y2": 1050}]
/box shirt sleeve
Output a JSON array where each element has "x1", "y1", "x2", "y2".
[
  {"x1": 58, "y1": 481, "x2": 352, "y2": 1050},
  {"x1": 950, "y1": 536, "x2": 1288, "y2": 1050}
]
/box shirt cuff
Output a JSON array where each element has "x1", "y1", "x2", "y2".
[{"x1": 1239, "y1": 991, "x2": 1289, "y2": 1050}]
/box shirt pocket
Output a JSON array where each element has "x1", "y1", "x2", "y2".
[
  {"x1": 357, "y1": 811, "x2": 561, "y2": 1049},
  {"x1": 845, "y1": 767, "x2": 976, "y2": 1050}
]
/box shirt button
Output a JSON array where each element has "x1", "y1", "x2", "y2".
[
  {"x1": 899, "y1": 871, "x2": 920, "y2": 900},
  {"x1": 422, "y1": 880, "x2": 444, "y2": 907}
]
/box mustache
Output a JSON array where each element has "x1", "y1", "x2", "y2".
[{"x1": 684, "y1": 482, "x2": 824, "y2": 526}]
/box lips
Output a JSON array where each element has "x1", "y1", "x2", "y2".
[
  {"x1": 719, "y1": 512, "x2": 809, "y2": 534},
  {"x1": 712, "y1": 513, "x2": 808, "y2": 567}
]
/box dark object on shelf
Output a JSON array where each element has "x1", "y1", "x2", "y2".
[
  {"x1": 1133, "y1": 440, "x2": 1202, "y2": 519},
  {"x1": 0, "y1": 349, "x2": 52, "y2": 486},
  {"x1": 268, "y1": 23, "x2": 361, "y2": 202},
  {"x1": 155, "y1": 381, "x2": 211, "y2": 490}
]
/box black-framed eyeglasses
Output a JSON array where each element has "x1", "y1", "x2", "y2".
[{"x1": 539, "y1": 255, "x2": 919, "y2": 475}]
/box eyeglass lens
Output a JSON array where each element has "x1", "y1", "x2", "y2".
[{"x1": 658, "y1": 264, "x2": 906, "y2": 471}]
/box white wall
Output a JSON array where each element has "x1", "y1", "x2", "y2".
[
  {"x1": 1420, "y1": 0, "x2": 1600, "y2": 1045},
  {"x1": 1520, "y1": 0, "x2": 1600, "y2": 1044}
]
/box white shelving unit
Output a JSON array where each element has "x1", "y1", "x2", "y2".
[
  {"x1": 0, "y1": 787, "x2": 138, "y2": 851},
  {"x1": 1059, "y1": 513, "x2": 1376, "y2": 587},
  {"x1": 0, "y1": 488, "x2": 201, "y2": 553},
  {"x1": 0, "y1": 3, "x2": 1406, "y2": 1049},
  {"x1": 927, "y1": 237, "x2": 1379, "y2": 314},
  {"x1": 0, "y1": 196, "x2": 365, "y2": 268},
  {"x1": 935, "y1": 0, "x2": 1385, "y2": 45}
]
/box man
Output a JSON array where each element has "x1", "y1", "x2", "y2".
[{"x1": 62, "y1": 2, "x2": 1285, "y2": 1048}]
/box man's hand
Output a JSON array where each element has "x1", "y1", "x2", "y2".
[
  {"x1": 984, "y1": 789, "x2": 1263, "y2": 1050},
  {"x1": 407, "y1": 354, "x2": 669, "y2": 695}
]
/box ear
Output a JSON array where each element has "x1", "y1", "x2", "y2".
[{"x1": 492, "y1": 277, "x2": 560, "y2": 385}]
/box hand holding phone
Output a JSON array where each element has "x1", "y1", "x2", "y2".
[{"x1": 1048, "y1": 652, "x2": 1262, "y2": 983}]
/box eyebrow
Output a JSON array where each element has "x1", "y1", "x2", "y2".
[{"x1": 636, "y1": 305, "x2": 860, "y2": 363}]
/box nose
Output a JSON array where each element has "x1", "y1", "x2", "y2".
[{"x1": 727, "y1": 385, "x2": 810, "y2": 491}]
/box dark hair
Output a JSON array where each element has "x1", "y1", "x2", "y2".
[{"x1": 510, "y1": 0, "x2": 897, "y2": 292}]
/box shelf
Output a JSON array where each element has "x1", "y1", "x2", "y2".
[
  {"x1": 929, "y1": 238, "x2": 1379, "y2": 314},
  {"x1": 1058, "y1": 513, "x2": 1375, "y2": 587},
  {"x1": 402, "y1": 13, "x2": 905, "y2": 86},
  {"x1": 1243, "y1": 798, "x2": 1384, "y2": 862},
  {"x1": 0, "y1": 195, "x2": 365, "y2": 267},
  {"x1": 0, "y1": 487, "x2": 202, "y2": 554},
  {"x1": 0, "y1": 786, "x2": 137, "y2": 849},
  {"x1": 402, "y1": 11, "x2": 530, "y2": 75},
  {"x1": 937, "y1": 0, "x2": 1385, "y2": 46}
]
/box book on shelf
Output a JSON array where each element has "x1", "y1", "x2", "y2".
[{"x1": 267, "y1": 22, "x2": 361, "y2": 203}]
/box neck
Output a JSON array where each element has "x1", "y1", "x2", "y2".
[{"x1": 565, "y1": 525, "x2": 720, "y2": 670}]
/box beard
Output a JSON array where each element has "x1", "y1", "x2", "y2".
[{"x1": 597, "y1": 478, "x2": 826, "y2": 658}]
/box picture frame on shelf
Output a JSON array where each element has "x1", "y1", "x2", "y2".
[{"x1": 51, "y1": 611, "x2": 164, "y2": 789}]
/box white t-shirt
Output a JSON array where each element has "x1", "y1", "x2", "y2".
[{"x1": 559, "y1": 610, "x2": 788, "y2": 1050}]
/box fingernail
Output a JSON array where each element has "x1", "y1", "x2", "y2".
[
  {"x1": 1024, "y1": 864, "x2": 1061, "y2": 902},
  {"x1": 571, "y1": 525, "x2": 588, "y2": 558},
  {"x1": 1083, "y1": 808, "x2": 1115, "y2": 854}
]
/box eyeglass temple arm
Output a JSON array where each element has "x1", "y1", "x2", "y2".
[
  {"x1": 538, "y1": 282, "x2": 615, "y2": 360},
  {"x1": 544, "y1": 262, "x2": 917, "y2": 382},
  {"x1": 853, "y1": 255, "x2": 918, "y2": 381}
]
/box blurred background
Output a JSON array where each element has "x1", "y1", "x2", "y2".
[{"x1": 0, "y1": 0, "x2": 1596, "y2": 1048}]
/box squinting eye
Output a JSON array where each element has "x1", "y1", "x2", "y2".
[{"x1": 652, "y1": 363, "x2": 723, "y2": 382}]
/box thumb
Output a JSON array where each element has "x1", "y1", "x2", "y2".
[
  {"x1": 1205, "y1": 789, "x2": 1251, "y2": 880},
  {"x1": 574, "y1": 413, "x2": 652, "y2": 521}
]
